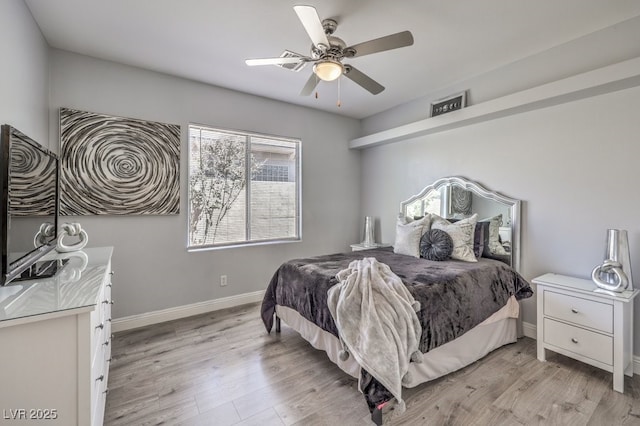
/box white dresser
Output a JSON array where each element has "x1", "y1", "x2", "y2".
[
  {"x1": 0, "y1": 247, "x2": 113, "y2": 425},
  {"x1": 533, "y1": 273, "x2": 638, "y2": 393}
]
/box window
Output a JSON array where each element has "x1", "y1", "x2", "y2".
[
  {"x1": 252, "y1": 164, "x2": 289, "y2": 182},
  {"x1": 188, "y1": 124, "x2": 301, "y2": 249}
]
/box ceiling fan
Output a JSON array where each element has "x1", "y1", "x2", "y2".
[{"x1": 245, "y1": 5, "x2": 414, "y2": 96}]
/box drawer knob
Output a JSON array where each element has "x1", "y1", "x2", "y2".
[
  {"x1": 103, "y1": 388, "x2": 110, "y2": 395},
  {"x1": 103, "y1": 299, "x2": 115, "y2": 305},
  {"x1": 96, "y1": 323, "x2": 104, "y2": 330},
  {"x1": 107, "y1": 358, "x2": 112, "y2": 363},
  {"x1": 96, "y1": 375, "x2": 104, "y2": 382},
  {"x1": 571, "y1": 338, "x2": 579, "y2": 344},
  {"x1": 107, "y1": 283, "x2": 113, "y2": 288},
  {"x1": 110, "y1": 270, "x2": 115, "y2": 276},
  {"x1": 103, "y1": 340, "x2": 110, "y2": 346},
  {"x1": 571, "y1": 308, "x2": 579, "y2": 314}
]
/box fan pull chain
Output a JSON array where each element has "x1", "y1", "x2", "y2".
[{"x1": 337, "y1": 76, "x2": 341, "y2": 107}]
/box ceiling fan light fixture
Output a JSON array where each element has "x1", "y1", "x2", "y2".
[{"x1": 313, "y1": 60, "x2": 344, "y2": 81}]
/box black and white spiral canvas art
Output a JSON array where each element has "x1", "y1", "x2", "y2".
[
  {"x1": 60, "y1": 108, "x2": 180, "y2": 215},
  {"x1": 9, "y1": 131, "x2": 57, "y2": 216}
]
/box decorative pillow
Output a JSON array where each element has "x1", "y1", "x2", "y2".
[
  {"x1": 420, "y1": 229, "x2": 453, "y2": 261},
  {"x1": 431, "y1": 214, "x2": 478, "y2": 262},
  {"x1": 473, "y1": 220, "x2": 488, "y2": 258},
  {"x1": 398, "y1": 214, "x2": 431, "y2": 229},
  {"x1": 482, "y1": 214, "x2": 508, "y2": 256},
  {"x1": 449, "y1": 217, "x2": 487, "y2": 259},
  {"x1": 394, "y1": 223, "x2": 423, "y2": 258},
  {"x1": 393, "y1": 215, "x2": 431, "y2": 258}
]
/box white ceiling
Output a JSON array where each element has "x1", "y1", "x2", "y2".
[{"x1": 24, "y1": 0, "x2": 640, "y2": 119}]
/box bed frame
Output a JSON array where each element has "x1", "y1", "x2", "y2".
[
  {"x1": 275, "y1": 296, "x2": 519, "y2": 386},
  {"x1": 267, "y1": 176, "x2": 527, "y2": 419}
]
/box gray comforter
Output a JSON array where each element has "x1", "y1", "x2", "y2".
[{"x1": 261, "y1": 247, "x2": 533, "y2": 353}]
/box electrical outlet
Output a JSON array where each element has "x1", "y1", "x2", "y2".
[{"x1": 220, "y1": 275, "x2": 228, "y2": 287}]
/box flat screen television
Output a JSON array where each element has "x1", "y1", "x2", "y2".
[{"x1": 0, "y1": 125, "x2": 63, "y2": 286}]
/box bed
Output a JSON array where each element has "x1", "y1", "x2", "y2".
[{"x1": 260, "y1": 176, "x2": 533, "y2": 421}]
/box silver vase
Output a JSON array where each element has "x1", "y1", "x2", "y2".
[
  {"x1": 592, "y1": 229, "x2": 633, "y2": 293},
  {"x1": 362, "y1": 216, "x2": 375, "y2": 247}
]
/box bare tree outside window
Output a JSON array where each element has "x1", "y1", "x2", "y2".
[{"x1": 189, "y1": 137, "x2": 245, "y2": 244}]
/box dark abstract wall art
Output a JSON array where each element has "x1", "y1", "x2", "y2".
[
  {"x1": 9, "y1": 131, "x2": 57, "y2": 216},
  {"x1": 60, "y1": 108, "x2": 180, "y2": 215}
]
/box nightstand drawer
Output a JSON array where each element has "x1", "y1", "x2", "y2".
[
  {"x1": 543, "y1": 290, "x2": 612, "y2": 333},
  {"x1": 543, "y1": 318, "x2": 612, "y2": 365}
]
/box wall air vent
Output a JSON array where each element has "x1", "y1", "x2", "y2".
[{"x1": 276, "y1": 51, "x2": 307, "y2": 72}]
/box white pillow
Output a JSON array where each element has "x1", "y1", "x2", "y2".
[
  {"x1": 393, "y1": 215, "x2": 431, "y2": 258},
  {"x1": 398, "y1": 214, "x2": 431, "y2": 229},
  {"x1": 431, "y1": 214, "x2": 478, "y2": 262}
]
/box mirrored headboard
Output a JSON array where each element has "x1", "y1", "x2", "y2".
[{"x1": 400, "y1": 176, "x2": 521, "y2": 272}]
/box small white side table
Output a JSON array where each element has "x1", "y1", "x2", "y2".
[
  {"x1": 533, "y1": 273, "x2": 638, "y2": 393},
  {"x1": 350, "y1": 243, "x2": 391, "y2": 252}
]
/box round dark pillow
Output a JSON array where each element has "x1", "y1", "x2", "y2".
[{"x1": 420, "y1": 229, "x2": 453, "y2": 261}]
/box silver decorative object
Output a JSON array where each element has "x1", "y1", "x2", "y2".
[
  {"x1": 33, "y1": 222, "x2": 56, "y2": 247},
  {"x1": 592, "y1": 229, "x2": 633, "y2": 293},
  {"x1": 56, "y1": 222, "x2": 89, "y2": 253},
  {"x1": 362, "y1": 216, "x2": 375, "y2": 247}
]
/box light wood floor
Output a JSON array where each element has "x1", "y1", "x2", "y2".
[{"x1": 105, "y1": 303, "x2": 640, "y2": 426}]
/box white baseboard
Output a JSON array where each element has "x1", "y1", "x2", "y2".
[
  {"x1": 521, "y1": 321, "x2": 640, "y2": 376},
  {"x1": 522, "y1": 320, "x2": 537, "y2": 339},
  {"x1": 111, "y1": 290, "x2": 265, "y2": 333}
]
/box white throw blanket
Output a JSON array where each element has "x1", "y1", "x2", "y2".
[{"x1": 327, "y1": 257, "x2": 422, "y2": 414}]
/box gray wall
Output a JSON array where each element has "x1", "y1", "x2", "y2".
[
  {"x1": 361, "y1": 14, "x2": 640, "y2": 136},
  {"x1": 48, "y1": 50, "x2": 361, "y2": 318},
  {"x1": 359, "y1": 84, "x2": 640, "y2": 354},
  {"x1": 0, "y1": 0, "x2": 49, "y2": 143}
]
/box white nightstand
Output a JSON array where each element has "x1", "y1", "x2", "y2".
[
  {"x1": 350, "y1": 243, "x2": 391, "y2": 252},
  {"x1": 533, "y1": 273, "x2": 638, "y2": 393}
]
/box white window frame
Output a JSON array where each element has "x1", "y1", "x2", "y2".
[{"x1": 187, "y1": 124, "x2": 301, "y2": 251}]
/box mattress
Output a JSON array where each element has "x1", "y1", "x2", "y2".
[{"x1": 275, "y1": 295, "x2": 519, "y2": 387}]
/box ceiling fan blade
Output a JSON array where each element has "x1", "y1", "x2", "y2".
[
  {"x1": 344, "y1": 65, "x2": 384, "y2": 95},
  {"x1": 245, "y1": 57, "x2": 306, "y2": 66},
  {"x1": 300, "y1": 73, "x2": 320, "y2": 96},
  {"x1": 346, "y1": 31, "x2": 414, "y2": 58},
  {"x1": 293, "y1": 5, "x2": 330, "y2": 49}
]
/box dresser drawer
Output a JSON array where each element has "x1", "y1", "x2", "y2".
[
  {"x1": 543, "y1": 290, "x2": 613, "y2": 333},
  {"x1": 92, "y1": 387, "x2": 107, "y2": 426},
  {"x1": 92, "y1": 340, "x2": 106, "y2": 383},
  {"x1": 91, "y1": 305, "x2": 109, "y2": 366},
  {"x1": 91, "y1": 358, "x2": 108, "y2": 426},
  {"x1": 90, "y1": 289, "x2": 105, "y2": 347},
  {"x1": 543, "y1": 318, "x2": 613, "y2": 365}
]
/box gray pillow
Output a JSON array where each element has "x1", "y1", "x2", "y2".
[{"x1": 420, "y1": 228, "x2": 454, "y2": 261}]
